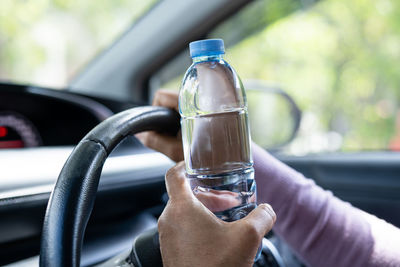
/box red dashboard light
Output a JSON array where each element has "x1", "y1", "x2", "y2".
[{"x1": 0, "y1": 126, "x2": 7, "y2": 138}]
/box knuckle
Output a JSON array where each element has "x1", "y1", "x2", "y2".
[
  {"x1": 155, "y1": 89, "x2": 166, "y2": 97},
  {"x1": 139, "y1": 132, "x2": 151, "y2": 146},
  {"x1": 158, "y1": 206, "x2": 184, "y2": 232},
  {"x1": 166, "y1": 166, "x2": 178, "y2": 179},
  {"x1": 158, "y1": 219, "x2": 171, "y2": 237},
  {"x1": 157, "y1": 216, "x2": 166, "y2": 229},
  {"x1": 145, "y1": 133, "x2": 156, "y2": 148},
  {"x1": 243, "y1": 221, "x2": 261, "y2": 242},
  {"x1": 169, "y1": 144, "x2": 183, "y2": 162},
  {"x1": 166, "y1": 163, "x2": 184, "y2": 180},
  {"x1": 157, "y1": 210, "x2": 174, "y2": 231},
  {"x1": 153, "y1": 91, "x2": 162, "y2": 104},
  {"x1": 259, "y1": 203, "x2": 277, "y2": 223}
]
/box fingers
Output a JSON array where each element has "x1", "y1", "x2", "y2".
[
  {"x1": 153, "y1": 90, "x2": 179, "y2": 111},
  {"x1": 241, "y1": 204, "x2": 276, "y2": 239},
  {"x1": 135, "y1": 131, "x2": 184, "y2": 162},
  {"x1": 165, "y1": 162, "x2": 193, "y2": 201},
  {"x1": 136, "y1": 90, "x2": 183, "y2": 162},
  {"x1": 195, "y1": 190, "x2": 241, "y2": 213}
]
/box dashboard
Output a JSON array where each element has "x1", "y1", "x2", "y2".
[
  {"x1": 0, "y1": 83, "x2": 177, "y2": 265},
  {"x1": 0, "y1": 83, "x2": 298, "y2": 267},
  {"x1": 0, "y1": 112, "x2": 41, "y2": 148},
  {"x1": 0, "y1": 83, "x2": 118, "y2": 148}
]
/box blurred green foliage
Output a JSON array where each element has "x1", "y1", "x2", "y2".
[
  {"x1": 1, "y1": 0, "x2": 400, "y2": 152},
  {"x1": 211, "y1": 0, "x2": 400, "y2": 152},
  {"x1": 0, "y1": 0, "x2": 156, "y2": 87}
]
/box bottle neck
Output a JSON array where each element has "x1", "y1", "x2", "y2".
[{"x1": 192, "y1": 54, "x2": 224, "y2": 63}]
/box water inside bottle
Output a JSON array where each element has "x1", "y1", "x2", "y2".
[
  {"x1": 187, "y1": 169, "x2": 256, "y2": 221},
  {"x1": 181, "y1": 108, "x2": 256, "y2": 221}
]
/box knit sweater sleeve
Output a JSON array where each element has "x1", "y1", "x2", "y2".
[{"x1": 252, "y1": 144, "x2": 400, "y2": 267}]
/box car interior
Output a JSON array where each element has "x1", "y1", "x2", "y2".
[{"x1": 1, "y1": 0, "x2": 400, "y2": 266}]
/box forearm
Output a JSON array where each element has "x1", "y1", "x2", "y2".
[{"x1": 252, "y1": 143, "x2": 400, "y2": 267}]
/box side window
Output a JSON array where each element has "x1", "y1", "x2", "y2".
[{"x1": 151, "y1": 0, "x2": 400, "y2": 155}]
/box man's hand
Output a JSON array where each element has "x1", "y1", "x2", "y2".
[
  {"x1": 158, "y1": 162, "x2": 276, "y2": 267},
  {"x1": 136, "y1": 90, "x2": 184, "y2": 162}
]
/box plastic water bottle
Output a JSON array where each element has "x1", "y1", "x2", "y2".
[{"x1": 179, "y1": 39, "x2": 257, "y2": 223}]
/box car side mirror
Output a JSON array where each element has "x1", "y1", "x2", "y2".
[{"x1": 245, "y1": 80, "x2": 302, "y2": 150}]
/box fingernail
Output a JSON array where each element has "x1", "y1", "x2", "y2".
[{"x1": 193, "y1": 186, "x2": 207, "y2": 194}]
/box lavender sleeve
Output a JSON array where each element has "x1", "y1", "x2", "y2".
[{"x1": 252, "y1": 143, "x2": 400, "y2": 267}]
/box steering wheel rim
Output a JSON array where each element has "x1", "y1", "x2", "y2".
[{"x1": 39, "y1": 106, "x2": 180, "y2": 267}]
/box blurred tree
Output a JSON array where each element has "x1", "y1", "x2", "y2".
[
  {"x1": 0, "y1": 0, "x2": 156, "y2": 88},
  {"x1": 1, "y1": 0, "x2": 400, "y2": 152},
  {"x1": 214, "y1": 0, "x2": 400, "y2": 152}
]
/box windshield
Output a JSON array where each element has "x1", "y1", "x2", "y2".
[{"x1": 0, "y1": 0, "x2": 158, "y2": 89}]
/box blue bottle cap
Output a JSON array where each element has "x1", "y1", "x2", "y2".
[{"x1": 189, "y1": 39, "x2": 225, "y2": 58}]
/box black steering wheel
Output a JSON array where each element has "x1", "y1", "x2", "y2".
[
  {"x1": 39, "y1": 106, "x2": 284, "y2": 267},
  {"x1": 39, "y1": 106, "x2": 179, "y2": 267}
]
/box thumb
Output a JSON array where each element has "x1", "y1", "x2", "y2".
[
  {"x1": 165, "y1": 162, "x2": 194, "y2": 201},
  {"x1": 241, "y1": 204, "x2": 276, "y2": 238}
]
